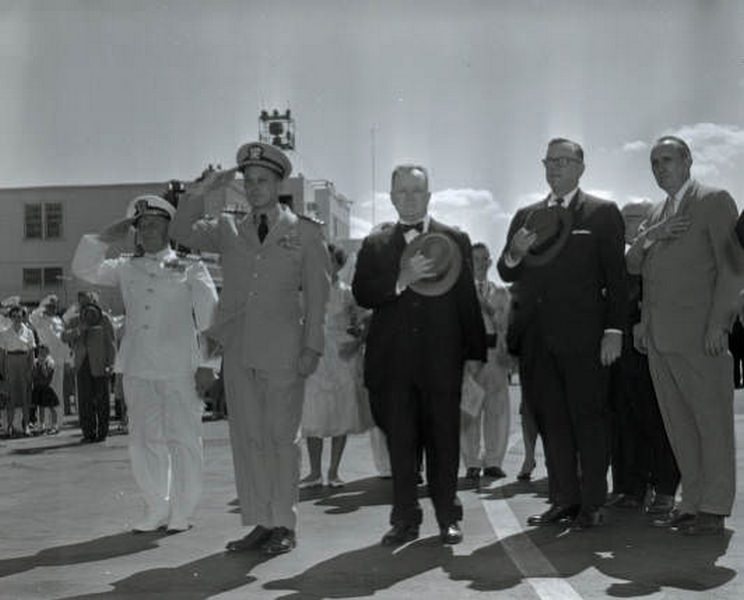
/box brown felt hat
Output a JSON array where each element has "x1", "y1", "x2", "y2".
[
  {"x1": 400, "y1": 232, "x2": 462, "y2": 296},
  {"x1": 522, "y1": 205, "x2": 574, "y2": 267}
]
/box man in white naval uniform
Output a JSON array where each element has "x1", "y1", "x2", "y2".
[
  {"x1": 72, "y1": 195, "x2": 218, "y2": 534},
  {"x1": 171, "y1": 141, "x2": 330, "y2": 556}
]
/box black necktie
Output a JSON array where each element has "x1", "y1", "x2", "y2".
[
  {"x1": 554, "y1": 196, "x2": 565, "y2": 207},
  {"x1": 257, "y1": 214, "x2": 269, "y2": 243},
  {"x1": 400, "y1": 222, "x2": 424, "y2": 233}
]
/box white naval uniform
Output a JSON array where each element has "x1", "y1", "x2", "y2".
[
  {"x1": 72, "y1": 235, "x2": 217, "y2": 527},
  {"x1": 460, "y1": 280, "x2": 512, "y2": 470}
]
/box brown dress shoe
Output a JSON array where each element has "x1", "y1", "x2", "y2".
[
  {"x1": 226, "y1": 525, "x2": 272, "y2": 552},
  {"x1": 381, "y1": 522, "x2": 420, "y2": 546},
  {"x1": 527, "y1": 504, "x2": 580, "y2": 526},
  {"x1": 261, "y1": 527, "x2": 297, "y2": 555},
  {"x1": 651, "y1": 509, "x2": 696, "y2": 529},
  {"x1": 683, "y1": 512, "x2": 724, "y2": 536},
  {"x1": 439, "y1": 522, "x2": 463, "y2": 545}
]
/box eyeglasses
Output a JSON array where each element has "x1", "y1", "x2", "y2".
[
  {"x1": 542, "y1": 157, "x2": 582, "y2": 168},
  {"x1": 391, "y1": 190, "x2": 428, "y2": 201}
]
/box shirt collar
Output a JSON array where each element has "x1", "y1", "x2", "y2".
[
  {"x1": 548, "y1": 187, "x2": 579, "y2": 207},
  {"x1": 672, "y1": 178, "x2": 693, "y2": 205},
  {"x1": 398, "y1": 213, "x2": 430, "y2": 232}
]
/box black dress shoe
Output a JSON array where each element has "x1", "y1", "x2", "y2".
[
  {"x1": 261, "y1": 527, "x2": 297, "y2": 555},
  {"x1": 381, "y1": 522, "x2": 419, "y2": 546},
  {"x1": 683, "y1": 512, "x2": 724, "y2": 536},
  {"x1": 483, "y1": 466, "x2": 506, "y2": 479},
  {"x1": 465, "y1": 467, "x2": 481, "y2": 481},
  {"x1": 439, "y1": 522, "x2": 463, "y2": 545},
  {"x1": 571, "y1": 507, "x2": 605, "y2": 530},
  {"x1": 226, "y1": 525, "x2": 272, "y2": 552},
  {"x1": 527, "y1": 504, "x2": 580, "y2": 526},
  {"x1": 651, "y1": 509, "x2": 696, "y2": 529}
]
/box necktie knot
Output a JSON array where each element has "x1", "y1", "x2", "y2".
[
  {"x1": 554, "y1": 196, "x2": 565, "y2": 206},
  {"x1": 256, "y1": 213, "x2": 269, "y2": 242},
  {"x1": 400, "y1": 221, "x2": 424, "y2": 233}
]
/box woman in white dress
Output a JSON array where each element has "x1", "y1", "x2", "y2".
[{"x1": 300, "y1": 244, "x2": 372, "y2": 488}]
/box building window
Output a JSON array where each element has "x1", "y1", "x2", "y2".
[
  {"x1": 45, "y1": 203, "x2": 63, "y2": 238},
  {"x1": 44, "y1": 267, "x2": 63, "y2": 287},
  {"x1": 23, "y1": 268, "x2": 42, "y2": 288},
  {"x1": 24, "y1": 202, "x2": 63, "y2": 239},
  {"x1": 24, "y1": 204, "x2": 43, "y2": 239},
  {"x1": 22, "y1": 267, "x2": 63, "y2": 288}
]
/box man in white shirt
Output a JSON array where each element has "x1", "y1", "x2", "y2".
[
  {"x1": 461, "y1": 243, "x2": 511, "y2": 483},
  {"x1": 72, "y1": 194, "x2": 218, "y2": 534}
]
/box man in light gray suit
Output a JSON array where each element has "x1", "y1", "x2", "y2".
[{"x1": 627, "y1": 135, "x2": 740, "y2": 535}]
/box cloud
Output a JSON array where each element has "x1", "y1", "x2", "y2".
[
  {"x1": 623, "y1": 140, "x2": 648, "y2": 153},
  {"x1": 350, "y1": 215, "x2": 373, "y2": 238},
  {"x1": 668, "y1": 123, "x2": 744, "y2": 178},
  {"x1": 430, "y1": 188, "x2": 501, "y2": 211}
]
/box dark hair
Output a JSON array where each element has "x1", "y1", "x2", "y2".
[
  {"x1": 654, "y1": 135, "x2": 692, "y2": 161},
  {"x1": 391, "y1": 164, "x2": 429, "y2": 191},
  {"x1": 472, "y1": 242, "x2": 490, "y2": 254},
  {"x1": 8, "y1": 305, "x2": 25, "y2": 318},
  {"x1": 327, "y1": 243, "x2": 348, "y2": 269},
  {"x1": 547, "y1": 138, "x2": 584, "y2": 161}
]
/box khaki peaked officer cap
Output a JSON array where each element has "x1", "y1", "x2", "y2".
[
  {"x1": 126, "y1": 195, "x2": 176, "y2": 223},
  {"x1": 236, "y1": 142, "x2": 292, "y2": 179}
]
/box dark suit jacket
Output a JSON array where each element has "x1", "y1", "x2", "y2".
[
  {"x1": 62, "y1": 311, "x2": 116, "y2": 377},
  {"x1": 498, "y1": 190, "x2": 627, "y2": 355},
  {"x1": 352, "y1": 219, "x2": 487, "y2": 393}
]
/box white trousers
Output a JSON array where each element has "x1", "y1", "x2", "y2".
[
  {"x1": 460, "y1": 358, "x2": 511, "y2": 469},
  {"x1": 123, "y1": 375, "x2": 204, "y2": 522}
]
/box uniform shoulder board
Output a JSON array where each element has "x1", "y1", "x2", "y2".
[{"x1": 298, "y1": 214, "x2": 325, "y2": 227}]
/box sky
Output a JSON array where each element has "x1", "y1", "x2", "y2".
[{"x1": 2, "y1": 0, "x2": 744, "y2": 276}]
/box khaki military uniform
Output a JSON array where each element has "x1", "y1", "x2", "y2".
[{"x1": 171, "y1": 199, "x2": 330, "y2": 530}]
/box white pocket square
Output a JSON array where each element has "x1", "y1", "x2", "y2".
[{"x1": 571, "y1": 229, "x2": 592, "y2": 235}]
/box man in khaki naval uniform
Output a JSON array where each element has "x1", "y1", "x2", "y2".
[
  {"x1": 72, "y1": 195, "x2": 218, "y2": 534},
  {"x1": 171, "y1": 142, "x2": 330, "y2": 555}
]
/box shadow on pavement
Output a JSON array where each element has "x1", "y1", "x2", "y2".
[
  {"x1": 62, "y1": 551, "x2": 272, "y2": 600},
  {"x1": 262, "y1": 508, "x2": 734, "y2": 598},
  {"x1": 264, "y1": 536, "x2": 453, "y2": 598},
  {"x1": 0, "y1": 531, "x2": 167, "y2": 579},
  {"x1": 446, "y1": 509, "x2": 735, "y2": 596}
]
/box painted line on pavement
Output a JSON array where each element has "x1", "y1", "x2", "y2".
[{"x1": 479, "y1": 431, "x2": 583, "y2": 600}]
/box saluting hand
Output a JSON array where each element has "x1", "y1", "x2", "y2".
[
  {"x1": 98, "y1": 217, "x2": 134, "y2": 243},
  {"x1": 185, "y1": 167, "x2": 239, "y2": 198}
]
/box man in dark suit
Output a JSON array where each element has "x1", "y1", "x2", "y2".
[
  {"x1": 497, "y1": 138, "x2": 627, "y2": 529},
  {"x1": 62, "y1": 291, "x2": 116, "y2": 443},
  {"x1": 352, "y1": 164, "x2": 486, "y2": 546}
]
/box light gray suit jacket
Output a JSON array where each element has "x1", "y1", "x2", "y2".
[{"x1": 627, "y1": 180, "x2": 741, "y2": 353}]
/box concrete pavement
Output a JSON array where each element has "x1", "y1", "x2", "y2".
[{"x1": 2, "y1": 387, "x2": 743, "y2": 599}]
